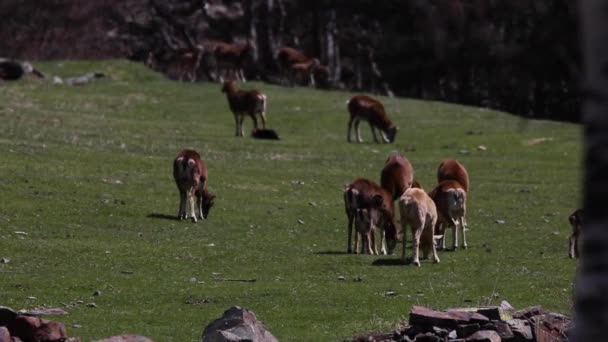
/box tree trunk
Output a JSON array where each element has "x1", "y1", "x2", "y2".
[
  {"x1": 575, "y1": 1, "x2": 608, "y2": 341},
  {"x1": 326, "y1": 9, "x2": 336, "y2": 82}
]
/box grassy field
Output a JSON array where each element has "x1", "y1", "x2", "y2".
[{"x1": 0, "y1": 60, "x2": 582, "y2": 341}]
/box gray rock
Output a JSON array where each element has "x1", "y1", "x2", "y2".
[
  {"x1": 507, "y1": 319, "x2": 533, "y2": 340},
  {"x1": 201, "y1": 306, "x2": 278, "y2": 342},
  {"x1": 466, "y1": 330, "x2": 501, "y2": 342}
]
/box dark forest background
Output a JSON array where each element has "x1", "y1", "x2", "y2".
[{"x1": 0, "y1": 0, "x2": 581, "y2": 122}]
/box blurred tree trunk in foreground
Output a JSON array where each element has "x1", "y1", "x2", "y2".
[{"x1": 575, "y1": 0, "x2": 608, "y2": 340}]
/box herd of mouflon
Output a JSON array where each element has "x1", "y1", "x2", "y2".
[{"x1": 173, "y1": 80, "x2": 582, "y2": 265}]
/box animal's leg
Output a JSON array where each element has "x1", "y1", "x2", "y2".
[
  {"x1": 371, "y1": 230, "x2": 379, "y2": 255},
  {"x1": 370, "y1": 124, "x2": 379, "y2": 143},
  {"x1": 309, "y1": 72, "x2": 316, "y2": 87},
  {"x1": 347, "y1": 212, "x2": 354, "y2": 253},
  {"x1": 451, "y1": 218, "x2": 458, "y2": 250},
  {"x1": 188, "y1": 189, "x2": 198, "y2": 223},
  {"x1": 234, "y1": 114, "x2": 241, "y2": 136},
  {"x1": 412, "y1": 221, "x2": 424, "y2": 267},
  {"x1": 239, "y1": 115, "x2": 246, "y2": 136},
  {"x1": 381, "y1": 131, "x2": 390, "y2": 143},
  {"x1": 239, "y1": 68, "x2": 247, "y2": 83},
  {"x1": 260, "y1": 113, "x2": 267, "y2": 129},
  {"x1": 178, "y1": 190, "x2": 186, "y2": 219},
  {"x1": 460, "y1": 216, "x2": 468, "y2": 249},
  {"x1": 363, "y1": 229, "x2": 375, "y2": 255},
  {"x1": 198, "y1": 181, "x2": 206, "y2": 220},
  {"x1": 355, "y1": 119, "x2": 363, "y2": 143},
  {"x1": 381, "y1": 228, "x2": 387, "y2": 255},
  {"x1": 429, "y1": 218, "x2": 440, "y2": 263},
  {"x1": 569, "y1": 234, "x2": 576, "y2": 259},
  {"x1": 250, "y1": 113, "x2": 259, "y2": 129},
  {"x1": 347, "y1": 117, "x2": 354, "y2": 142},
  {"x1": 399, "y1": 206, "x2": 408, "y2": 263}
]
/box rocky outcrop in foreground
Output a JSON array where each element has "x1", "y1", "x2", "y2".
[
  {"x1": 353, "y1": 301, "x2": 572, "y2": 342},
  {"x1": 0, "y1": 306, "x2": 152, "y2": 342}
]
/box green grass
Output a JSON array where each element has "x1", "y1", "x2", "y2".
[{"x1": 0, "y1": 60, "x2": 582, "y2": 341}]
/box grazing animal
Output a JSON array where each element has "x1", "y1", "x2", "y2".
[
  {"x1": 251, "y1": 128, "x2": 280, "y2": 140},
  {"x1": 145, "y1": 48, "x2": 203, "y2": 82},
  {"x1": 429, "y1": 180, "x2": 467, "y2": 250},
  {"x1": 276, "y1": 47, "x2": 319, "y2": 86},
  {"x1": 173, "y1": 149, "x2": 215, "y2": 223},
  {"x1": 343, "y1": 178, "x2": 398, "y2": 255},
  {"x1": 214, "y1": 42, "x2": 252, "y2": 82},
  {"x1": 435, "y1": 159, "x2": 470, "y2": 248},
  {"x1": 568, "y1": 208, "x2": 584, "y2": 259},
  {"x1": 346, "y1": 95, "x2": 398, "y2": 143},
  {"x1": 221, "y1": 80, "x2": 267, "y2": 137},
  {"x1": 380, "y1": 153, "x2": 415, "y2": 201},
  {"x1": 437, "y1": 159, "x2": 469, "y2": 193},
  {"x1": 289, "y1": 58, "x2": 320, "y2": 86},
  {"x1": 399, "y1": 187, "x2": 440, "y2": 267}
]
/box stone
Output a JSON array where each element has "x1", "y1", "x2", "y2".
[
  {"x1": 507, "y1": 319, "x2": 533, "y2": 341},
  {"x1": 513, "y1": 306, "x2": 545, "y2": 320},
  {"x1": 531, "y1": 313, "x2": 572, "y2": 342},
  {"x1": 413, "y1": 332, "x2": 440, "y2": 341},
  {"x1": 409, "y1": 306, "x2": 489, "y2": 330},
  {"x1": 466, "y1": 330, "x2": 501, "y2": 342},
  {"x1": 0, "y1": 307, "x2": 17, "y2": 326},
  {"x1": 0, "y1": 327, "x2": 10, "y2": 342},
  {"x1": 476, "y1": 307, "x2": 502, "y2": 321},
  {"x1": 493, "y1": 322, "x2": 514, "y2": 340},
  {"x1": 94, "y1": 335, "x2": 153, "y2": 342},
  {"x1": 201, "y1": 306, "x2": 278, "y2": 342},
  {"x1": 457, "y1": 323, "x2": 481, "y2": 338},
  {"x1": 432, "y1": 326, "x2": 449, "y2": 338},
  {"x1": 7, "y1": 315, "x2": 67, "y2": 342}
]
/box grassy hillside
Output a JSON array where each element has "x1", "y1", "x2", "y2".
[{"x1": 0, "y1": 60, "x2": 582, "y2": 341}]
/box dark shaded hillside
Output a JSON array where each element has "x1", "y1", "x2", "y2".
[{"x1": 0, "y1": 0, "x2": 581, "y2": 122}]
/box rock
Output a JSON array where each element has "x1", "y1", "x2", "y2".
[
  {"x1": 477, "y1": 145, "x2": 487, "y2": 151},
  {"x1": 476, "y1": 307, "x2": 502, "y2": 321},
  {"x1": 507, "y1": 319, "x2": 533, "y2": 341},
  {"x1": 7, "y1": 315, "x2": 67, "y2": 342},
  {"x1": 531, "y1": 313, "x2": 572, "y2": 342},
  {"x1": 0, "y1": 327, "x2": 10, "y2": 342},
  {"x1": 409, "y1": 306, "x2": 489, "y2": 330},
  {"x1": 432, "y1": 326, "x2": 449, "y2": 338},
  {"x1": 201, "y1": 306, "x2": 278, "y2": 342},
  {"x1": 94, "y1": 335, "x2": 153, "y2": 342},
  {"x1": 495, "y1": 220, "x2": 505, "y2": 225},
  {"x1": 0, "y1": 307, "x2": 17, "y2": 326},
  {"x1": 466, "y1": 330, "x2": 501, "y2": 342},
  {"x1": 492, "y1": 322, "x2": 514, "y2": 340},
  {"x1": 93, "y1": 290, "x2": 102, "y2": 296},
  {"x1": 513, "y1": 305, "x2": 545, "y2": 320},
  {"x1": 413, "y1": 332, "x2": 440, "y2": 341},
  {"x1": 457, "y1": 323, "x2": 480, "y2": 338},
  {"x1": 0, "y1": 258, "x2": 9, "y2": 264}
]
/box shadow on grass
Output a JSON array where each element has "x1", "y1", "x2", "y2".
[
  {"x1": 313, "y1": 251, "x2": 351, "y2": 255},
  {"x1": 372, "y1": 258, "x2": 408, "y2": 266},
  {"x1": 147, "y1": 213, "x2": 179, "y2": 221}
]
